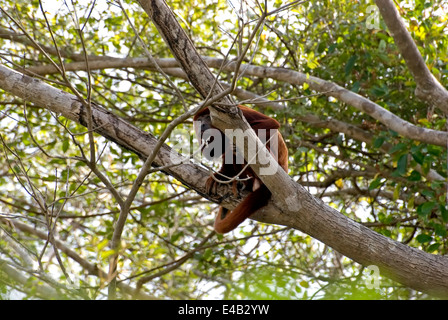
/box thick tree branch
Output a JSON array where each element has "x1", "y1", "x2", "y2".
[
  {"x1": 26, "y1": 56, "x2": 448, "y2": 147},
  {"x1": 375, "y1": 0, "x2": 448, "y2": 114},
  {"x1": 0, "y1": 63, "x2": 213, "y2": 200}
]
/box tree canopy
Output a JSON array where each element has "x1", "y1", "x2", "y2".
[{"x1": 0, "y1": 0, "x2": 447, "y2": 300}]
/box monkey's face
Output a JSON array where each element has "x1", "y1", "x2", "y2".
[{"x1": 193, "y1": 113, "x2": 224, "y2": 160}]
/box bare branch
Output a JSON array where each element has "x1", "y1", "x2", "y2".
[{"x1": 26, "y1": 56, "x2": 448, "y2": 147}]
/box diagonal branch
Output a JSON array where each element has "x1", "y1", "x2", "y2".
[{"x1": 375, "y1": 0, "x2": 448, "y2": 114}]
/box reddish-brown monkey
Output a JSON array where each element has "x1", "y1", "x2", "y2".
[{"x1": 194, "y1": 105, "x2": 288, "y2": 233}]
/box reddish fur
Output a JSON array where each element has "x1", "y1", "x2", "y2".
[{"x1": 194, "y1": 105, "x2": 288, "y2": 234}]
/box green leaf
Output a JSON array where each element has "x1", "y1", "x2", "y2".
[
  {"x1": 417, "y1": 201, "x2": 437, "y2": 217},
  {"x1": 372, "y1": 136, "x2": 385, "y2": 149},
  {"x1": 368, "y1": 177, "x2": 383, "y2": 190},
  {"x1": 170, "y1": 232, "x2": 182, "y2": 243},
  {"x1": 427, "y1": 243, "x2": 440, "y2": 253},
  {"x1": 100, "y1": 249, "x2": 117, "y2": 260},
  {"x1": 421, "y1": 190, "x2": 435, "y2": 198},
  {"x1": 433, "y1": 223, "x2": 447, "y2": 237},
  {"x1": 411, "y1": 150, "x2": 424, "y2": 164},
  {"x1": 97, "y1": 239, "x2": 109, "y2": 251},
  {"x1": 389, "y1": 130, "x2": 399, "y2": 137},
  {"x1": 416, "y1": 234, "x2": 432, "y2": 244},
  {"x1": 408, "y1": 170, "x2": 421, "y2": 181},
  {"x1": 393, "y1": 183, "x2": 401, "y2": 200},
  {"x1": 351, "y1": 81, "x2": 361, "y2": 93},
  {"x1": 203, "y1": 248, "x2": 213, "y2": 261},
  {"x1": 421, "y1": 159, "x2": 431, "y2": 175},
  {"x1": 345, "y1": 55, "x2": 357, "y2": 75},
  {"x1": 427, "y1": 145, "x2": 441, "y2": 156},
  {"x1": 395, "y1": 154, "x2": 408, "y2": 175},
  {"x1": 388, "y1": 143, "x2": 407, "y2": 154},
  {"x1": 62, "y1": 138, "x2": 70, "y2": 153},
  {"x1": 376, "y1": 32, "x2": 390, "y2": 41},
  {"x1": 441, "y1": 205, "x2": 448, "y2": 222},
  {"x1": 370, "y1": 84, "x2": 389, "y2": 97}
]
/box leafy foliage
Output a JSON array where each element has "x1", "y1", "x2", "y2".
[{"x1": 0, "y1": 0, "x2": 447, "y2": 299}]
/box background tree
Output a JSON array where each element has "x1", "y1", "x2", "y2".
[{"x1": 0, "y1": 0, "x2": 447, "y2": 300}]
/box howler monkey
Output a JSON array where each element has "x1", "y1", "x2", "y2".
[{"x1": 194, "y1": 105, "x2": 288, "y2": 234}]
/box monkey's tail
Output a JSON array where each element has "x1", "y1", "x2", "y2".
[{"x1": 214, "y1": 185, "x2": 271, "y2": 234}]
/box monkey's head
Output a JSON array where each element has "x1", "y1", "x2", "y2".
[{"x1": 193, "y1": 108, "x2": 225, "y2": 160}]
